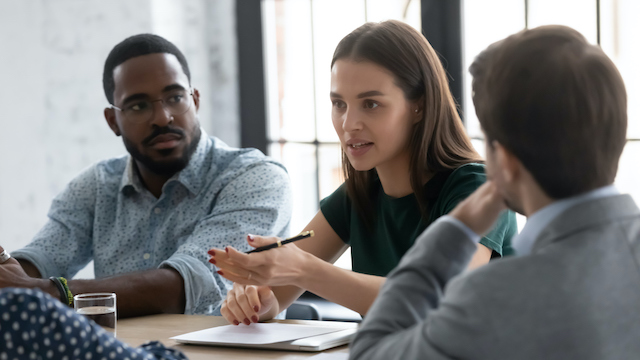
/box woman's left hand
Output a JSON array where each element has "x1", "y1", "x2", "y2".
[{"x1": 207, "y1": 235, "x2": 313, "y2": 288}]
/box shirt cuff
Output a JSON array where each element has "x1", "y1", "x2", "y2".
[
  {"x1": 10, "y1": 249, "x2": 58, "y2": 279},
  {"x1": 436, "y1": 215, "x2": 482, "y2": 244},
  {"x1": 160, "y1": 253, "x2": 223, "y2": 315}
]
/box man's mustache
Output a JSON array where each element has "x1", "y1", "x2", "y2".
[{"x1": 142, "y1": 126, "x2": 185, "y2": 146}]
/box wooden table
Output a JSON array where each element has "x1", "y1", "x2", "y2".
[{"x1": 117, "y1": 314, "x2": 352, "y2": 359}]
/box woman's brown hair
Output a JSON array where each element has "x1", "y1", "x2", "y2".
[{"x1": 331, "y1": 20, "x2": 482, "y2": 225}]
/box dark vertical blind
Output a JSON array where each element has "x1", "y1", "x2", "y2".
[
  {"x1": 420, "y1": 0, "x2": 464, "y2": 121},
  {"x1": 237, "y1": 0, "x2": 268, "y2": 153}
]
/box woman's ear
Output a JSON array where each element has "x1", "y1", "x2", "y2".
[{"x1": 411, "y1": 98, "x2": 424, "y2": 124}]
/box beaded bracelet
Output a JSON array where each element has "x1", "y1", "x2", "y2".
[
  {"x1": 49, "y1": 276, "x2": 73, "y2": 306},
  {"x1": 59, "y1": 277, "x2": 73, "y2": 306}
]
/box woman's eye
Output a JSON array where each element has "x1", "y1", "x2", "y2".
[
  {"x1": 332, "y1": 100, "x2": 346, "y2": 109},
  {"x1": 363, "y1": 100, "x2": 379, "y2": 109}
]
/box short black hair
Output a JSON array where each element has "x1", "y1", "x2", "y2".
[{"x1": 103, "y1": 34, "x2": 191, "y2": 104}]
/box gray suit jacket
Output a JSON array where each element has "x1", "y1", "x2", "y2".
[{"x1": 350, "y1": 195, "x2": 640, "y2": 360}]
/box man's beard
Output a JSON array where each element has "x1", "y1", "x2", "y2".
[{"x1": 123, "y1": 126, "x2": 202, "y2": 177}]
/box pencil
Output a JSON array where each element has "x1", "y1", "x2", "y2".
[{"x1": 245, "y1": 230, "x2": 315, "y2": 253}]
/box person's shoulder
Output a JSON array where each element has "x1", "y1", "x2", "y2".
[
  {"x1": 320, "y1": 182, "x2": 349, "y2": 206},
  {"x1": 53, "y1": 155, "x2": 129, "y2": 200},
  {"x1": 207, "y1": 136, "x2": 286, "y2": 173},
  {"x1": 204, "y1": 136, "x2": 288, "y2": 189},
  {"x1": 67, "y1": 155, "x2": 128, "y2": 185},
  {"x1": 449, "y1": 162, "x2": 486, "y2": 181},
  {"x1": 439, "y1": 162, "x2": 486, "y2": 197},
  {"x1": 94, "y1": 155, "x2": 129, "y2": 175}
]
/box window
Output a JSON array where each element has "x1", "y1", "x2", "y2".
[{"x1": 463, "y1": 0, "x2": 640, "y2": 229}]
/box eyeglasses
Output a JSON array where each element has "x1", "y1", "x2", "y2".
[{"x1": 111, "y1": 89, "x2": 194, "y2": 123}]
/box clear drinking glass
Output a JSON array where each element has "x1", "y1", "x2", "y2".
[{"x1": 74, "y1": 293, "x2": 117, "y2": 336}]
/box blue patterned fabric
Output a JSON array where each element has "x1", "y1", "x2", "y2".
[
  {"x1": 12, "y1": 132, "x2": 292, "y2": 314},
  {"x1": 0, "y1": 288, "x2": 188, "y2": 360}
]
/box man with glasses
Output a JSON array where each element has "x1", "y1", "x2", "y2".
[{"x1": 0, "y1": 34, "x2": 292, "y2": 317}]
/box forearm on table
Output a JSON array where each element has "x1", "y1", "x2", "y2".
[
  {"x1": 19, "y1": 257, "x2": 187, "y2": 317},
  {"x1": 295, "y1": 252, "x2": 385, "y2": 316},
  {"x1": 67, "y1": 268, "x2": 186, "y2": 318}
]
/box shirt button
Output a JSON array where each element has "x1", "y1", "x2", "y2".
[
  {"x1": 143, "y1": 253, "x2": 151, "y2": 260},
  {"x1": 154, "y1": 208, "x2": 162, "y2": 214}
]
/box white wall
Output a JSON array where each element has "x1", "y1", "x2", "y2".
[{"x1": 0, "y1": 0, "x2": 239, "y2": 278}]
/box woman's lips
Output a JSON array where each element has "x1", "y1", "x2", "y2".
[{"x1": 346, "y1": 141, "x2": 373, "y2": 157}]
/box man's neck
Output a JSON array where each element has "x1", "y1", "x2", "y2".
[
  {"x1": 510, "y1": 174, "x2": 555, "y2": 218},
  {"x1": 523, "y1": 192, "x2": 555, "y2": 217}
]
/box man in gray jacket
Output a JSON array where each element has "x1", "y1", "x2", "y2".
[{"x1": 350, "y1": 25, "x2": 640, "y2": 360}]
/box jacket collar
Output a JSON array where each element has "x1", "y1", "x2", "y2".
[{"x1": 531, "y1": 194, "x2": 639, "y2": 254}]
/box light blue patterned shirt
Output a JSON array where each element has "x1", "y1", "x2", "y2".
[{"x1": 12, "y1": 131, "x2": 292, "y2": 315}]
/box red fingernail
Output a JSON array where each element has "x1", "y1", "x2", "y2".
[
  {"x1": 254, "y1": 305, "x2": 259, "y2": 312},
  {"x1": 247, "y1": 234, "x2": 255, "y2": 242},
  {"x1": 233, "y1": 320, "x2": 239, "y2": 326},
  {"x1": 251, "y1": 316, "x2": 258, "y2": 323},
  {"x1": 209, "y1": 258, "x2": 216, "y2": 265},
  {"x1": 217, "y1": 270, "x2": 224, "y2": 276},
  {"x1": 243, "y1": 318, "x2": 250, "y2": 325},
  {"x1": 225, "y1": 247, "x2": 229, "y2": 253}
]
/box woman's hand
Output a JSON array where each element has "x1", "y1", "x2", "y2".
[
  {"x1": 208, "y1": 235, "x2": 313, "y2": 288},
  {"x1": 220, "y1": 283, "x2": 278, "y2": 325}
]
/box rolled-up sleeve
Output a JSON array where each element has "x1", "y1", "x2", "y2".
[{"x1": 160, "y1": 162, "x2": 292, "y2": 314}]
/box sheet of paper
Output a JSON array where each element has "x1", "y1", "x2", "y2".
[
  {"x1": 171, "y1": 323, "x2": 345, "y2": 345},
  {"x1": 306, "y1": 353, "x2": 350, "y2": 360}
]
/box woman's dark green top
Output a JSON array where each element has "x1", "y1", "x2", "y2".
[{"x1": 319, "y1": 163, "x2": 517, "y2": 277}]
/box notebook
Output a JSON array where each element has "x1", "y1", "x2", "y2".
[{"x1": 171, "y1": 322, "x2": 357, "y2": 352}]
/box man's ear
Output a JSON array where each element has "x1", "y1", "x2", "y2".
[
  {"x1": 104, "y1": 108, "x2": 121, "y2": 136},
  {"x1": 192, "y1": 88, "x2": 201, "y2": 112},
  {"x1": 493, "y1": 141, "x2": 520, "y2": 184}
]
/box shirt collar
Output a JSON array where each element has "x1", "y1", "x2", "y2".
[
  {"x1": 120, "y1": 128, "x2": 211, "y2": 196},
  {"x1": 512, "y1": 185, "x2": 619, "y2": 256},
  {"x1": 120, "y1": 157, "x2": 144, "y2": 194}
]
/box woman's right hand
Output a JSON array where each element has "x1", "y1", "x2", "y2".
[
  {"x1": 208, "y1": 234, "x2": 315, "y2": 288},
  {"x1": 221, "y1": 283, "x2": 279, "y2": 325}
]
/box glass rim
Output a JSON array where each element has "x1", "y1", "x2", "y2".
[
  {"x1": 111, "y1": 92, "x2": 194, "y2": 123},
  {"x1": 73, "y1": 292, "x2": 116, "y2": 301}
]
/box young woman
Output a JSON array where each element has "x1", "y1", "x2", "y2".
[{"x1": 209, "y1": 20, "x2": 517, "y2": 326}]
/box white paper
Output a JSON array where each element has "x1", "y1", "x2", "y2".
[
  {"x1": 306, "y1": 353, "x2": 350, "y2": 360},
  {"x1": 171, "y1": 323, "x2": 345, "y2": 345}
]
